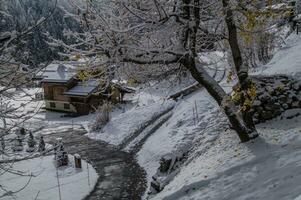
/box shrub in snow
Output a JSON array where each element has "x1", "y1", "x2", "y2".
[
  {"x1": 91, "y1": 103, "x2": 111, "y2": 131},
  {"x1": 38, "y1": 136, "x2": 46, "y2": 152},
  {"x1": 54, "y1": 138, "x2": 68, "y2": 167},
  {"x1": 26, "y1": 132, "x2": 36, "y2": 152},
  {"x1": 159, "y1": 154, "x2": 174, "y2": 173},
  {"x1": 150, "y1": 152, "x2": 187, "y2": 194},
  {"x1": 18, "y1": 127, "x2": 26, "y2": 136},
  {"x1": 12, "y1": 136, "x2": 23, "y2": 152}
]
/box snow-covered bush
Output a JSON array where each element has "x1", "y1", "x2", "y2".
[
  {"x1": 12, "y1": 136, "x2": 23, "y2": 152},
  {"x1": 1, "y1": 137, "x2": 5, "y2": 151},
  {"x1": 54, "y1": 138, "x2": 69, "y2": 167},
  {"x1": 150, "y1": 151, "x2": 187, "y2": 194},
  {"x1": 38, "y1": 136, "x2": 46, "y2": 152},
  {"x1": 26, "y1": 132, "x2": 36, "y2": 152},
  {"x1": 91, "y1": 103, "x2": 111, "y2": 131}
]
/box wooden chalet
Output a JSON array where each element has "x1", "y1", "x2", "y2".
[{"x1": 38, "y1": 64, "x2": 135, "y2": 115}]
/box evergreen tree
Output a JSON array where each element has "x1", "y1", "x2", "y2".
[
  {"x1": 26, "y1": 132, "x2": 36, "y2": 152},
  {"x1": 54, "y1": 139, "x2": 68, "y2": 167},
  {"x1": 1, "y1": 137, "x2": 5, "y2": 151},
  {"x1": 13, "y1": 136, "x2": 23, "y2": 151},
  {"x1": 19, "y1": 127, "x2": 26, "y2": 136},
  {"x1": 38, "y1": 136, "x2": 46, "y2": 152}
]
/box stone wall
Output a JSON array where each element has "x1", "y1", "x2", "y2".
[{"x1": 251, "y1": 75, "x2": 301, "y2": 123}]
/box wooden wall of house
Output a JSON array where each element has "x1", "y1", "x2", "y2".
[
  {"x1": 43, "y1": 84, "x2": 70, "y2": 101},
  {"x1": 69, "y1": 96, "x2": 89, "y2": 115},
  {"x1": 42, "y1": 79, "x2": 77, "y2": 101},
  {"x1": 72, "y1": 102, "x2": 90, "y2": 115},
  {"x1": 43, "y1": 85, "x2": 53, "y2": 100},
  {"x1": 53, "y1": 86, "x2": 69, "y2": 101}
]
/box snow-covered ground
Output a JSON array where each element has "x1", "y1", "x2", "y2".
[
  {"x1": 0, "y1": 132, "x2": 52, "y2": 162},
  {"x1": 0, "y1": 88, "x2": 99, "y2": 200},
  {"x1": 152, "y1": 112, "x2": 301, "y2": 200},
  {"x1": 0, "y1": 155, "x2": 98, "y2": 200},
  {"x1": 2, "y1": 31, "x2": 301, "y2": 200},
  {"x1": 138, "y1": 33, "x2": 301, "y2": 199},
  {"x1": 137, "y1": 89, "x2": 220, "y2": 183},
  {"x1": 252, "y1": 32, "x2": 301, "y2": 76}
]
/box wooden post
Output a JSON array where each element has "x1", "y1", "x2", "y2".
[
  {"x1": 74, "y1": 154, "x2": 82, "y2": 169},
  {"x1": 194, "y1": 100, "x2": 199, "y2": 123},
  {"x1": 87, "y1": 162, "x2": 91, "y2": 188},
  {"x1": 192, "y1": 107, "x2": 195, "y2": 125}
]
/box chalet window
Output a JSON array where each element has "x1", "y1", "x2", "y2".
[
  {"x1": 64, "y1": 103, "x2": 70, "y2": 110},
  {"x1": 50, "y1": 102, "x2": 56, "y2": 108}
]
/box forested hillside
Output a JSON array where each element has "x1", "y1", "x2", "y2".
[{"x1": 0, "y1": 0, "x2": 82, "y2": 65}]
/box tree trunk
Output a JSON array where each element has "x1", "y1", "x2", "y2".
[
  {"x1": 222, "y1": 0, "x2": 257, "y2": 133},
  {"x1": 181, "y1": 0, "x2": 258, "y2": 142},
  {"x1": 183, "y1": 56, "x2": 257, "y2": 142}
]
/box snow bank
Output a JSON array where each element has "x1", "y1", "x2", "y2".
[
  {"x1": 88, "y1": 101, "x2": 175, "y2": 146},
  {"x1": 137, "y1": 89, "x2": 224, "y2": 193},
  {"x1": 0, "y1": 155, "x2": 98, "y2": 200},
  {"x1": 151, "y1": 103, "x2": 301, "y2": 200},
  {"x1": 147, "y1": 89, "x2": 251, "y2": 199},
  {"x1": 257, "y1": 109, "x2": 301, "y2": 146}
]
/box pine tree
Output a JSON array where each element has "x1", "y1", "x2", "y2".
[
  {"x1": 54, "y1": 139, "x2": 68, "y2": 167},
  {"x1": 1, "y1": 137, "x2": 5, "y2": 151},
  {"x1": 19, "y1": 127, "x2": 26, "y2": 136},
  {"x1": 26, "y1": 132, "x2": 36, "y2": 152},
  {"x1": 38, "y1": 136, "x2": 46, "y2": 152},
  {"x1": 13, "y1": 136, "x2": 23, "y2": 152}
]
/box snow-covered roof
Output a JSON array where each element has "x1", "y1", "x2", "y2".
[
  {"x1": 38, "y1": 64, "x2": 77, "y2": 83},
  {"x1": 63, "y1": 79, "x2": 99, "y2": 97}
]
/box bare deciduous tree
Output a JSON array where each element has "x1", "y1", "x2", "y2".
[
  {"x1": 55, "y1": 0, "x2": 290, "y2": 143},
  {"x1": 52, "y1": 0, "x2": 261, "y2": 142},
  {"x1": 0, "y1": 1, "x2": 58, "y2": 197}
]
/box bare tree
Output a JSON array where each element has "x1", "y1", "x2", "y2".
[
  {"x1": 55, "y1": 0, "x2": 289, "y2": 142},
  {"x1": 0, "y1": 1, "x2": 58, "y2": 197},
  {"x1": 51, "y1": 0, "x2": 262, "y2": 142}
]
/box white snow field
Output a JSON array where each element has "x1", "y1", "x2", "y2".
[
  {"x1": 0, "y1": 155, "x2": 98, "y2": 200},
  {"x1": 139, "y1": 33, "x2": 301, "y2": 199}
]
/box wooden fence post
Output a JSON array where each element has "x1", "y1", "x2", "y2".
[{"x1": 74, "y1": 154, "x2": 82, "y2": 169}]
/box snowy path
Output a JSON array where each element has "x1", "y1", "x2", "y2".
[
  {"x1": 41, "y1": 124, "x2": 147, "y2": 200},
  {"x1": 121, "y1": 107, "x2": 174, "y2": 152}
]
